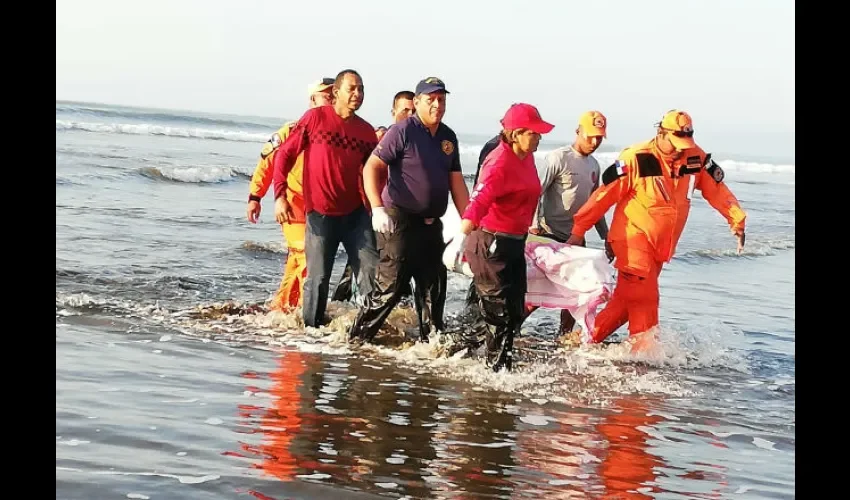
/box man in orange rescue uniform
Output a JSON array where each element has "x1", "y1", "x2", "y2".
[
  {"x1": 566, "y1": 110, "x2": 747, "y2": 345},
  {"x1": 246, "y1": 78, "x2": 334, "y2": 311}
]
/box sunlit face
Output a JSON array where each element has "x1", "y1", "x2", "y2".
[
  {"x1": 413, "y1": 91, "x2": 446, "y2": 127},
  {"x1": 391, "y1": 98, "x2": 415, "y2": 123},
  {"x1": 656, "y1": 129, "x2": 684, "y2": 160},
  {"x1": 334, "y1": 73, "x2": 364, "y2": 111},
  {"x1": 514, "y1": 129, "x2": 542, "y2": 155},
  {"x1": 575, "y1": 126, "x2": 604, "y2": 155},
  {"x1": 310, "y1": 90, "x2": 333, "y2": 108}
]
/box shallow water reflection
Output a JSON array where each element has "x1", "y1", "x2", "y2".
[{"x1": 226, "y1": 350, "x2": 777, "y2": 499}]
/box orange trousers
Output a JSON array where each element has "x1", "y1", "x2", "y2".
[
  {"x1": 590, "y1": 258, "x2": 662, "y2": 344},
  {"x1": 268, "y1": 222, "x2": 307, "y2": 312}
]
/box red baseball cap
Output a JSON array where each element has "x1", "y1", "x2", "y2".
[{"x1": 500, "y1": 103, "x2": 555, "y2": 134}]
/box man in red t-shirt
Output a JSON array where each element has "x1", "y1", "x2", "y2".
[
  {"x1": 272, "y1": 69, "x2": 379, "y2": 327},
  {"x1": 330, "y1": 90, "x2": 416, "y2": 304}
]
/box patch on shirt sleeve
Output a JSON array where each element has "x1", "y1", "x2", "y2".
[
  {"x1": 469, "y1": 182, "x2": 485, "y2": 201},
  {"x1": 706, "y1": 159, "x2": 725, "y2": 183},
  {"x1": 441, "y1": 140, "x2": 455, "y2": 155},
  {"x1": 260, "y1": 133, "x2": 282, "y2": 159},
  {"x1": 601, "y1": 160, "x2": 628, "y2": 185}
]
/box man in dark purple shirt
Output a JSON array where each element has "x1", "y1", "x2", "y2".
[
  {"x1": 377, "y1": 114, "x2": 463, "y2": 216},
  {"x1": 349, "y1": 77, "x2": 470, "y2": 344}
]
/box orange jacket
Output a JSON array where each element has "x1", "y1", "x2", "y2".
[
  {"x1": 248, "y1": 121, "x2": 306, "y2": 223},
  {"x1": 572, "y1": 139, "x2": 746, "y2": 276}
]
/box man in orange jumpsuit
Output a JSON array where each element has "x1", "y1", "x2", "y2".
[
  {"x1": 567, "y1": 110, "x2": 747, "y2": 344},
  {"x1": 246, "y1": 78, "x2": 336, "y2": 311}
]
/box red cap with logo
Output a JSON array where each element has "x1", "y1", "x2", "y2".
[{"x1": 500, "y1": 103, "x2": 555, "y2": 134}]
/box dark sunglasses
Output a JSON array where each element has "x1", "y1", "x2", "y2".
[
  {"x1": 321, "y1": 77, "x2": 335, "y2": 86},
  {"x1": 655, "y1": 121, "x2": 695, "y2": 138},
  {"x1": 660, "y1": 127, "x2": 694, "y2": 138}
]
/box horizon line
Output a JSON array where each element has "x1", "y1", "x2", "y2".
[{"x1": 56, "y1": 98, "x2": 794, "y2": 164}]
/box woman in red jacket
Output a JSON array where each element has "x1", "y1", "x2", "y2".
[{"x1": 443, "y1": 103, "x2": 554, "y2": 371}]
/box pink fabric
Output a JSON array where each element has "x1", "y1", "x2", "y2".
[
  {"x1": 524, "y1": 237, "x2": 615, "y2": 342},
  {"x1": 453, "y1": 235, "x2": 615, "y2": 343}
]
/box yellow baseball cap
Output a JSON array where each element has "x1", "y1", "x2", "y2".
[
  {"x1": 657, "y1": 109, "x2": 697, "y2": 150},
  {"x1": 578, "y1": 110, "x2": 607, "y2": 137}
]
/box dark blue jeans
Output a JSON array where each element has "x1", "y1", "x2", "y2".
[{"x1": 303, "y1": 207, "x2": 377, "y2": 327}]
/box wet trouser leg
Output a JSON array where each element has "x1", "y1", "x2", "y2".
[
  {"x1": 411, "y1": 279, "x2": 426, "y2": 339},
  {"x1": 430, "y1": 264, "x2": 447, "y2": 332},
  {"x1": 269, "y1": 222, "x2": 307, "y2": 312},
  {"x1": 464, "y1": 229, "x2": 527, "y2": 372},
  {"x1": 349, "y1": 210, "x2": 443, "y2": 343},
  {"x1": 454, "y1": 282, "x2": 488, "y2": 350},
  {"x1": 339, "y1": 207, "x2": 378, "y2": 307},
  {"x1": 410, "y1": 218, "x2": 447, "y2": 339},
  {"x1": 270, "y1": 247, "x2": 307, "y2": 311},
  {"x1": 331, "y1": 263, "x2": 354, "y2": 302},
  {"x1": 303, "y1": 207, "x2": 377, "y2": 327},
  {"x1": 303, "y1": 212, "x2": 344, "y2": 327},
  {"x1": 590, "y1": 260, "x2": 661, "y2": 343},
  {"x1": 559, "y1": 310, "x2": 577, "y2": 334},
  {"x1": 348, "y1": 209, "x2": 415, "y2": 342},
  {"x1": 622, "y1": 262, "x2": 661, "y2": 335}
]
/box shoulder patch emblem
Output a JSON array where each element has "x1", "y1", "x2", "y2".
[
  {"x1": 601, "y1": 160, "x2": 628, "y2": 186},
  {"x1": 469, "y1": 181, "x2": 485, "y2": 201},
  {"x1": 712, "y1": 165, "x2": 725, "y2": 182},
  {"x1": 591, "y1": 170, "x2": 599, "y2": 184},
  {"x1": 706, "y1": 159, "x2": 725, "y2": 183},
  {"x1": 441, "y1": 140, "x2": 454, "y2": 155},
  {"x1": 260, "y1": 132, "x2": 282, "y2": 159}
]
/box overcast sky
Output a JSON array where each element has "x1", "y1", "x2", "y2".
[{"x1": 56, "y1": 0, "x2": 795, "y2": 160}]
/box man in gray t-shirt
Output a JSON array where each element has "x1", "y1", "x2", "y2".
[{"x1": 529, "y1": 111, "x2": 614, "y2": 336}]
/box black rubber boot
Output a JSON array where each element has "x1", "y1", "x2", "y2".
[{"x1": 485, "y1": 324, "x2": 517, "y2": 372}]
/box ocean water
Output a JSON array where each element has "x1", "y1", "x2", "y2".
[{"x1": 56, "y1": 100, "x2": 795, "y2": 500}]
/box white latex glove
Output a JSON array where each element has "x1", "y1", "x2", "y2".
[
  {"x1": 371, "y1": 206, "x2": 395, "y2": 234},
  {"x1": 442, "y1": 233, "x2": 468, "y2": 273}
]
